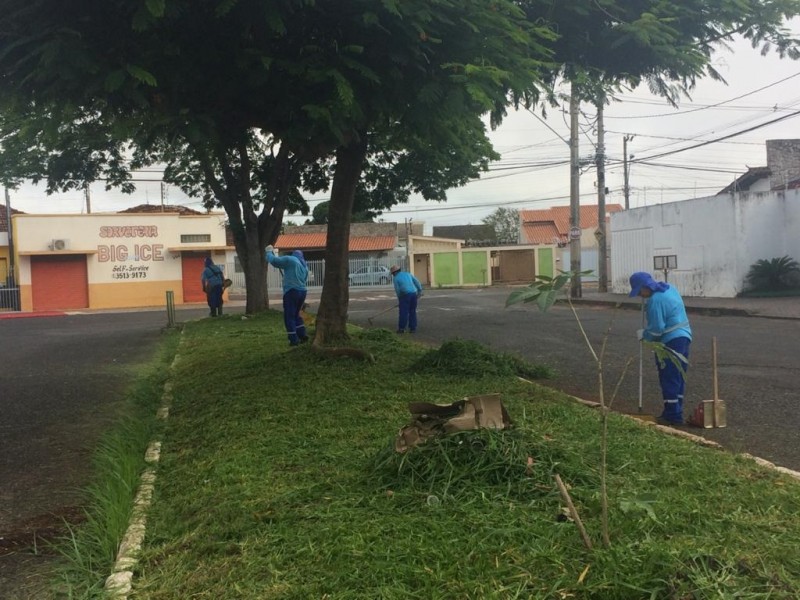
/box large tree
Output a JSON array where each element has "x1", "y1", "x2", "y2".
[
  {"x1": 0, "y1": 0, "x2": 554, "y2": 342},
  {"x1": 482, "y1": 207, "x2": 521, "y2": 244},
  {"x1": 519, "y1": 0, "x2": 800, "y2": 294}
]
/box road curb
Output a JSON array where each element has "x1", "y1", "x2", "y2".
[
  {"x1": 104, "y1": 334, "x2": 182, "y2": 598},
  {"x1": 519, "y1": 377, "x2": 800, "y2": 482},
  {"x1": 560, "y1": 298, "x2": 754, "y2": 318}
]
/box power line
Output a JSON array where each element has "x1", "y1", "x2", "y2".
[
  {"x1": 633, "y1": 109, "x2": 800, "y2": 163},
  {"x1": 605, "y1": 70, "x2": 800, "y2": 119}
]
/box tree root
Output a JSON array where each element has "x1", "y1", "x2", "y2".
[{"x1": 309, "y1": 342, "x2": 375, "y2": 363}]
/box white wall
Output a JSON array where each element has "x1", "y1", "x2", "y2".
[{"x1": 610, "y1": 190, "x2": 800, "y2": 297}]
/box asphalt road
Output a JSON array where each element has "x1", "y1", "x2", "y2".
[
  {"x1": 0, "y1": 306, "x2": 209, "y2": 598},
  {"x1": 347, "y1": 286, "x2": 800, "y2": 472}
]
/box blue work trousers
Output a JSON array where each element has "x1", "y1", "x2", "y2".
[
  {"x1": 283, "y1": 288, "x2": 308, "y2": 344},
  {"x1": 206, "y1": 284, "x2": 223, "y2": 315},
  {"x1": 397, "y1": 292, "x2": 418, "y2": 333},
  {"x1": 656, "y1": 336, "x2": 691, "y2": 421}
]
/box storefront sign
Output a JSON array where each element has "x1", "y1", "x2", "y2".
[{"x1": 97, "y1": 225, "x2": 165, "y2": 279}]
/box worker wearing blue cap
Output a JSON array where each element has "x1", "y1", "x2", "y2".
[
  {"x1": 629, "y1": 272, "x2": 692, "y2": 425},
  {"x1": 266, "y1": 245, "x2": 309, "y2": 346}
]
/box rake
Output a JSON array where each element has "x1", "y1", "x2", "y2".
[{"x1": 367, "y1": 304, "x2": 398, "y2": 326}]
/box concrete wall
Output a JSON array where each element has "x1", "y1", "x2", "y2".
[
  {"x1": 610, "y1": 190, "x2": 800, "y2": 297},
  {"x1": 767, "y1": 139, "x2": 800, "y2": 189}
]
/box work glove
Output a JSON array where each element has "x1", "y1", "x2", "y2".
[
  {"x1": 636, "y1": 328, "x2": 644, "y2": 341},
  {"x1": 266, "y1": 245, "x2": 274, "y2": 253}
]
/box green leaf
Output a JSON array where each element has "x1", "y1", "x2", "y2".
[
  {"x1": 619, "y1": 496, "x2": 660, "y2": 523},
  {"x1": 145, "y1": 0, "x2": 165, "y2": 17},
  {"x1": 104, "y1": 70, "x2": 126, "y2": 92},
  {"x1": 537, "y1": 290, "x2": 558, "y2": 312},
  {"x1": 505, "y1": 286, "x2": 541, "y2": 307},
  {"x1": 126, "y1": 65, "x2": 157, "y2": 87},
  {"x1": 215, "y1": 0, "x2": 239, "y2": 17}
]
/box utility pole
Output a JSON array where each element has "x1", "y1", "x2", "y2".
[
  {"x1": 596, "y1": 102, "x2": 608, "y2": 293},
  {"x1": 5, "y1": 187, "x2": 15, "y2": 288},
  {"x1": 623, "y1": 134, "x2": 634, "y2": 210},
  {"x1": 160, "y1": 182, "x2": 167, "y2": 211},
  {"x1": 84, "y1": 185, "x2": 92, "y2": 214},
  {"x1": 569, "y1": 81, "x2": 582, "y2": 298}
]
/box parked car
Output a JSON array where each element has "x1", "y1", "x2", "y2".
[{"x1": 348, "y1": 266, "x2": 392, "y2": 286}]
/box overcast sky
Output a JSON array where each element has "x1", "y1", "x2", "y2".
[{"x1": 7, "y1": 27, "x2": 800, "y2": 235}]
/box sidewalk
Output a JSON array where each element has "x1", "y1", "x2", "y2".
[{"x1": 568, "y1": 291, "x2": 800, "y2": 320}]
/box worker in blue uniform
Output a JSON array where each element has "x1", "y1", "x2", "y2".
[
  {"x1": 629, "y1": 271, "x2": 692, "y2": 425},
  {"x1": 266, "y1": 245, "x2": 309, "y2": 345},
  {"x1": 390, "y1": 265, "x2": 423, "y2": 334},
  {"x1": 201, "y1": 256, "x2": 225, "y2": 317}
]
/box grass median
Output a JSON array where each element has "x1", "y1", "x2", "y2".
[{"x1": 127, "y1": 312, "x2": 800, "y2": 599}]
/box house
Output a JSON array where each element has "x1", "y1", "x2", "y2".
[
  {"x1": 717, "y1": 139, "x2": 800, "y2": 193},
  {"x1": 275, "y1": 222, "x2": 399, "y2": 262},
  {"x1": 10, "y1": 206, "x2": 231, "y2": 312},
  {"x1": 519, "y1": 204, "x2": 623, "y2": 247},
  {"x1": 519, "y1": 203, "x2": 623, "y2": 282},
  {"x1": 610, "y1": 138, "x2": 800, "y2": 297},
  {"x1": 1, "y1": 206, "x2": 24, "y2": 284}
]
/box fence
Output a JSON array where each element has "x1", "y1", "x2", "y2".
[
  {"x1": 225, "y1": 256, "x2": 404, "y2": 295},
  {"x1": 0, "y1": 269, "x2": 21, "y2": 311}
]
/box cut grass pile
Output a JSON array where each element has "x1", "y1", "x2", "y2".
[
  {"x1": 413, "y1": 338, "x2": 555, "y2": 380},
  {"x1": 121, "y1": 313, "x2": 800, "y2": 599}
]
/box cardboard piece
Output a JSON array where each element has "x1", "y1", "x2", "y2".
[{"x1": 395, "y1": 394, "x2": 511, "y2": 453}]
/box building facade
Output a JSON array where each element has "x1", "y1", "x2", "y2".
[
  {"x1": 13, "y1": 212, "x2": 231, "y2": 311},
  {"x1": 610, "y1": 189, "x2": 800, "y2": 297}
]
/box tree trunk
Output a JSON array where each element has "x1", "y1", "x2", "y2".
[
  {"x1": 314, "y1": 136, "x2": 368, "y2": 345},
  {"x1": 238, "y1": 222, "x2": 269, "y2": 314},
  {"x1": 204, "y1": 142, "x2": 296, "y2": 315}
]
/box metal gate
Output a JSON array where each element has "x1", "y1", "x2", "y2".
[{"x1": 0, "y1": 278, "x2": 20, "y2": 312}]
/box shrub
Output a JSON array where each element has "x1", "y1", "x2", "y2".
[{"x1": 743, "y1": 256, "x2": 800, "y2": 292}]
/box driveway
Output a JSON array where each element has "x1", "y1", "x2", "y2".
[
  {"x1": 347, "y1": 287, "x2": 800, "y2": 472},
  {"x1": 0, "y1": 307, "x2": 209, "y2": 598}
]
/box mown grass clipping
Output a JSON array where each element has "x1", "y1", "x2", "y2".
[
  {"x1": 122, "y1": 312, "x2": 800, "y2": 600},
  {"x1": 413, "y1": 338, "x2": 555, "y2": 380}
]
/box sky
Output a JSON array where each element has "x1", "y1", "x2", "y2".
[{"x1": 6, "y1": 27, "x2": 800, "y2": 235}]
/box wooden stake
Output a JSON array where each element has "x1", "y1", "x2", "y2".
[{"x1": 554, "y1": 474, "x2": 593, "y2": 550}]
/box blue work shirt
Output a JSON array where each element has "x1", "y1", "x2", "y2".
[
  {"x1": 267, "y1": 250, "x2": 308, "y2": 294},
  {"x1": 393, "y1": 271, "x2": 422, "y2": 297},
  {"x1": 643, "y1": 285, "x2": 692, "y2": 343},
  {"x1": 201, "y1": 264, "x2": 224, "y2": 288}
]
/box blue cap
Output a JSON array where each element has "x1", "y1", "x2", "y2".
[{"x1": 629, "y1": 272, "x2": 654, "y2": 297}]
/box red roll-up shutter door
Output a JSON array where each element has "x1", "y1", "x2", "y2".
[
  {"x1": 182, "y1": 253, "x2": 208, "y2": 303},
  {"x1": 31, "y1": 255, "x2": 89, "y2": 311}
]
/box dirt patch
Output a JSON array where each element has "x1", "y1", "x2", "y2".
[{"x1": 0, "y1": 505, "x2": 88, "y2": 599}]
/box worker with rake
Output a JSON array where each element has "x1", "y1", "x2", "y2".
[
  {"x1": 390, "y1": 264, "x2": 423, "y2": 334},
  {"x1": 629, "y1": 271, "x2": 692, "y2": 426},
  {"x1": 201, "y1": 256, "x2": 226, "y2": 317},
  {"x1": 266, "y1": 245, "x2": 309, "y2": 346}
]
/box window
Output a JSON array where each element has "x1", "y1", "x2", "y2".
[{"x1": 181, "y1": 234, "x2": 211, "y2": 243}]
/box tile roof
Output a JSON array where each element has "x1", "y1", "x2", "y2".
[
  {"x1": 117, "y1": 204, "x2": 203, "y2": 215},
  {"x1": 519, "y1": 204, "x2": 623, "y2": 244},
  {"x1": 0, "y1": 207, "x2": 24, "y2": 234},
  {"x1": 718, "y1": 167, "x2": 770, "y2": 194},
  {"x1": 521, "y1": 222, "x2": 562, "y2": 245},
  {"x1": 276, "y1": 233, "x2": 396, "y2": 252}
]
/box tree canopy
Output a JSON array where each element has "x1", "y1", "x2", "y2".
[
  {"x1": 0, "y1": 0, "x2": 554, "y2": 338},
  {"x1": 1, "y1": 0, "x2": 799, "y2": 338},
  {"x1": 482, "y1": 207, "x2": 521, "y2": 244}
]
